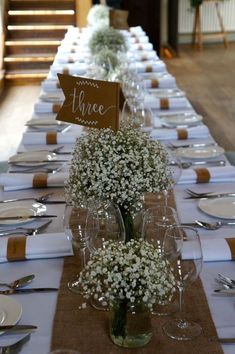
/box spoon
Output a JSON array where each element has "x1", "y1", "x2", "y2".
[
  {"x1": 0, "y1": 274, "x2": 35, "y2": 289},
  {"x1": 170, "y1": 160, "x2": 226, "y2": 169},
  {"x1": 195, "y1": 220, "x2": 235, "y2": 230}
]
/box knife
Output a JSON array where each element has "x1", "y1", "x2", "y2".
[
  {"x1": 170, "y1": 142, "x2": 217, "y2": 149},
  {"x1": 184, "y1": 193, "x2": 235, "y2": 199},
  {"x1": 218, "y1": 338, "x2": 235, "y2": 344},
  {"x1": 213, "y1": 289, "x2": 235, "y2": 296},
  {"x1": 0, "y1": 325, "x2": 37, "y2": 332},
  {"x1": 9, "y1": 159, "x2": 68, "y2": 164},
  {"x1": 0, "y1": 288, "x2": 58, "y2": 295},
  {"x1": 0, "y1": 215, "x2": 57, "y2": 221}
]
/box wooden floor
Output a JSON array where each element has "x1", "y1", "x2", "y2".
[
  {"x1": 165, "y1": 43, "x2": 235, "y2": 151},
  {"x1": 0, "y1": 43, "x2": 234, "y2": 162},
  {"x1": 0, "y1": 85, "x2": 40, "y2": 161}
]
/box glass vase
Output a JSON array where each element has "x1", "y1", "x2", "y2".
[{"x1": 109, "y1": 300, "x2": 152, "y2": 348}]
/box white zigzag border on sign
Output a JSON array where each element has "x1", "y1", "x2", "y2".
[
  {"x1": 76, "y1": 81, "x2": 99, "y2": 88},
  {"x1": 76, "y1": 118, "x2": 98, "y2": 125}
]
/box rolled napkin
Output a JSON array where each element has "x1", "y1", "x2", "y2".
[
  {"x1": 50, "y1": 63, "x2": 88, "y2": 77},
  {"x1": 127, "y1": 35, "x2": 149, "y2": 44},
  {"x1": 150, "y1": 125, "x2": 209, "y2": 140},
  {"x1": 178, "y1": 166, "x2": 235, "y2": 184},
  {"x1": 130, "y1": 61, "x2": 166, "y2": 74},
  {"x1": 39, "y1": 91, "x2": 64, "y2": 103},
  {"x1": 0, "y1": 172, "x2": 68, "y2": 191},
  {"x1": 22, "y1": 131, "x2": 82, "y2": 145},
  {"x1": 144, "y1": 75, "x2": 176, "y2": 89},
  {"x1": 182, "y1": 238, "x2": 235, "y2": 262},
  {"x1": 55, "y1": 54, "x2": 86, "y2": 64},
  {"x1": 132, "y1": 51, "x2": 158, "y2": 61},
  {"x1": 144, "y1": 94, "x2": 189, "y2": 110},
  {"x1": 0, "y1": 233, "x2": 73, "y2": 263},
  {"x1": 34, "y1": 101, "x2": 62, "y2": 114},
  {"x1": 41, "y1": 79, "x2": 61, "y2": 92},
  {"x1": 131, "y1": 42, "x2": 153, "y2": 51}
]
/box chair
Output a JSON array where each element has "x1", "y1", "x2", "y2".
[{"x1": 192, "y1": 0, "x2": 228, "y2": 50}]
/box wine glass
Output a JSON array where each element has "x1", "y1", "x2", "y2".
[
  {"x1": 142, "y1": 206, "x2": 179, "y2": 315},
  {"x1": 132, "y1": 105, "x2": 153, "y2": 133},
  {"x1": 63, "y1": 204, "x2": 98, "y2": 293},
  {"x1": 163, "y1": 150, "x2": 182, "y2": 208},
  {"x1": 162, "y1": 226, "x2": 203, "y2": 340}
]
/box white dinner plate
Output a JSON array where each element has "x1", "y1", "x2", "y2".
[
  {"x1": 176, "y1": 145, "x2": 224, "y2": 160},
  {"x1": 198, "y1": 197, "x2": 235, "y2": 219},
  {"x1": 0, "y1": 295, "x2": 22, "y2": 334},
  {"x1": 25, "y1": 117, "x2": 68, "y2": 131},
  {"x1": 0, "y1": 201, "x2": 47, "y2": 226},
  {"x1": 8, "y1": 151, "x2": 58, "y2": 167},
  {"x1": 161, "y1": 113, "x2": 203, "y2": 127}
]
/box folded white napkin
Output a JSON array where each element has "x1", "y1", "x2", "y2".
[
  {"x1": 50, "y1": 63, "x2": 88, "y2": 76},
  {"x1": 132, "y1": 51, "x2": 158, "y2": 61},
  {"x1": 34, "y1": 101, "x2": 62, "y2": 114},
  {"x1": 130, "y1": 61, "x2": 166, "y2": 74},
  {"x1": 55, "y1": 54, "x2": 86, "y2": 64},
  {"x1": 150, "y1": 125, "x2": 209, "y2": 140},
  {"x1": 129, "y1": 26, "x2": 146, "y2": 35},
  {"x1": 128, "y1": 35, "x2": 149, "y2": 44},
  {"x1": 144, "y1": 94, "x2": 189, "y2": 110},
  {"x1": 144, "y1": 75, "x2": 176, "y2": 89},
  {"x1": 0, "y1": 233, "x2": 73, "y2": 263},
  {"x1": 39, "y1": 91, "x2": 64, "y2": 103},
  {"x1": 0, "y1": 172, "x2": 68, "y2": 191},
  {"x1": 182, "y1": 238, "x2": 235, "y2": 262},
  {"x1": 22, "y1": 131, "x2": 81, "y2": 145},
  {"x1": 41, "y1": 79, "x2": 60, "y2": 92},
  {"x1": 178, "y1": 166, "x2": 235, "y2": 184},
  {"x1": 131, "y1": 42, "x2": 153, "y2": 51},
  {"x1": 57, "y1": 45, "x2": 89, "y2": 55}
]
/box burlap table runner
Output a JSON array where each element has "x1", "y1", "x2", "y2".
[{"x1": 51, "y1": 192, "x2": 223, "y2": 354}]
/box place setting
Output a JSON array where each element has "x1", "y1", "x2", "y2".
[{"x1": 25, "y1": 118, "x2": 71, "y2": 133}]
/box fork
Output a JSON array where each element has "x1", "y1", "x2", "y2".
[
  {"x1": 185, "y1": 189, "x2": 214, "y2": 197},
  {"x1": 0, "y1": 333, "x2": 31, "y2": 354},
  {"x1": 0, "y1": 192, "x2": 54, "y2": 204},
  {"x1": 9, "y1": 165, "x2": 64, "y2": 174},
  {"x1": 0, "y1": 220, "x2": 52, "y2": 236}
]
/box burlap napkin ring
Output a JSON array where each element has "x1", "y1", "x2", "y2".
[
  {"x1": 177, "y1": 129, "x2": 188, "y2": 140},
  {"x1": 33, "y1": 173, "x2": 48, "y2": 188},
  {"x1": 46, "y1": 132, "x2": 57, "y2": 144},
  {"x1": 194, "y1": 168, "x2": 211, "y2": 183},
  {"x1": 160, "y1": 98, "x2": 169, "y2": 110},
  {"x1": 7, "y1": 236, "x2": 27, "y2": 262},
  {"x1": 225, "y1": 238, "x2": 235, "y2": 260},
  {"x1": 151, "y1": 79, "x2": 159, "y2": 88}
]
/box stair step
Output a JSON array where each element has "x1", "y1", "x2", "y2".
[
  {"x1": 8, "y1": 13, "x2": 75, "y2": 25},
  {"x1": 8, "y1": 24, "x2": 71, "y2": 30},
  {"x1": 8, "y1": 10, "x2": 75, "y2": 15},
  {"x1": 5, "y1": 39, "x2": 61, "y2": 46},
  {"x1": 5, "y1": 69, "x2": 48, "y2": 79},
  {"x1": 4, "y1": 54, "x2": 55, "y2": 62},
  {"x1": 10, "y1": 0, "x2": 75, "y2": 11},
  {"x1": 5, "y1": 39, "x2": 60, "y2": 54}
]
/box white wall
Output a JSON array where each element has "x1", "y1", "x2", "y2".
[{"x1": 179, "y1": 0, "x2": 235, "y2": 34}]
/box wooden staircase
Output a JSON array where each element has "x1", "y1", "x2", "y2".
[{"x1": 3, "y1": 0, "x2": 76, "y2": 83}]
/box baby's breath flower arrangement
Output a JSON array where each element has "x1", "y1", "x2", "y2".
[
  {"x1": 87, "y1": 4, "x2": 109, "y2": 28},
  {"x1": 88, "y1": 26, "x2": 127, "y2": 55},
  {"x1": 78, "y1": 239, "x2": 176, "y2": 347},
  {"x1": 65, "y1": 123, "x2": 172, "y2": 241}
]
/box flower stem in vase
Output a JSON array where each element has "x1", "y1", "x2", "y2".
[
  {"x1": 111, "y1": 299, "x2": 127, "y2": 339},
  {"x1": 119, "y1": 206, "x2": 136, "y2": 242}
]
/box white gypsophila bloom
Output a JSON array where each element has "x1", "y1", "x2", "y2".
[
  {"x1": 65, "y1": 122, "x2": 173, "y2": 211},
  {"x1": 87, "y1": 5, "x2": 109, "y2": 28},
  {"x1": 88, "y1": 26, "x2": 128, "y2": 55},
  {"x1": 78, "y1": 239, "x2": 176, "y2": 309}
]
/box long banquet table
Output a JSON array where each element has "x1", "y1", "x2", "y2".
[{"x1": 0, "y1": 25, "x2": 235, "y2": 354}]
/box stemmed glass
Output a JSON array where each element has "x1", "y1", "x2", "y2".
[
  {"x1": 131, "y1": 105, "x2": 153, "y2": 133},
  {"x1": 142, "y1": 206, "x2": 179, "y2": 315},
  {"x1": 162, "y1": 226, "x2": 203, "y2": 340},
  {"x1": 163, "y1": 150, "x2": 182, "y2": 208},
  {"x1": 63, "y1": 204, "x2": 98, "y2": 293}
]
